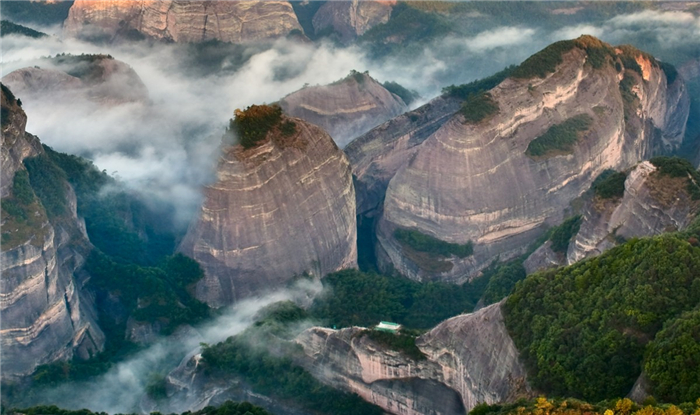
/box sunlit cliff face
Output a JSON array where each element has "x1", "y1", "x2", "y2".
[{"x1": 63, "y1": 0, "x2": 303, "y2": 43}]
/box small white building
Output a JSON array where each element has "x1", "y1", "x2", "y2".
[{"x1": 375, "y1": 321, "x2": 402, "y2": 333}]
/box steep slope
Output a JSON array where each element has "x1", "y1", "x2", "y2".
[
  {"x1": 1, "y1": 84, "x2": 105, "y2": 379},
  {"x1": 350, "y1": 36, "x2": 690, "y2": 283},
  {"x1": 279, "y1": 71, "x2": 408, "y2": 148},
  {"x1": 63, "y1": 0, "x2": 302, "y2": 44},
  {"x1": 2, "y1": 54, "x2": 148, "y2": 106},
  {"x1": 566, "y1": 160, "x2": 699, "y2": 265},
  {"x1": 179, "y1": 107, "x2": 357, "y2": 306},
  {"x1": 311, "y1": 0, "x2": 394, "y2": 44},
  {"x1": 295, "y1": 301, "x2": 531, "y2": 415}
]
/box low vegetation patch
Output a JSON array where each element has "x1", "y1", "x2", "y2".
[
  {"x1": 394, "y1": 228, "x2": 473, "y2": 258},
  {"x1": 383, "y1": 80, "x2": 420, "y2": 105},
  {"x1": 1, "y1": 170, "x2": 48, "y2": 249},
  {"x1": 525, "y1": 114, "x2": 593, "y2": 158},
  {"x1": 549, "y1": 215, "x2": 582, "y2": 253},
  {"x1": 460, "y1": 92, "x2": 499, "y2": 124},
  {"x1": 0, "y1": 20, "x2": 47, "y2": 38},
  {"x1": 650, "y1": 156, "x2": 700, "y2": 200},
  {"x1": 361, "y1": 329, "x2": 426, "y2": 360},
  {"x1": 443, "y1": 65, "x2": 516, "y2": 100},
  {"x1": 230, "y1": 104, "x2": 284, "y2": 149},
  {"x1": 592, "y1": 169, "x2": 627, "y2": 200}
]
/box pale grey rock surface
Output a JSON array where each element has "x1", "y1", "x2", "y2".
[
  {"x1": 1, "y1": 87, "x2": 104, "y2": 379},
  {"x1": 295, "y1": 301, "x2": 531, "y2": 415},
  {"x1": 567, "y1": 161, "x2": 698, "y2": 264},
  {"x1": 64, "y1": 0, "x2": 302, "y2": 44},
  {"x1": 312, "y1": 0, "x2": 393, "y2": 43},
  {"x1": 179, "y1": 117, "x2": 357, "y2": 306},
  {"x1": 279, "y1": 72, "x2": 408, "y2": 148},
  {"x1": 349, "y1": 38, "x2": 690, "y2": 283},
  {"x1": 2, "y1": 57, "x2": 148, "y2": 106},
  {"x1": 523, "y1": 241, "x2": 564, "y2": 275}
]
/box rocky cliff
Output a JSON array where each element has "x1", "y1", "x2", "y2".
[
  {"x1": 2, "y1": 55, "x2": 148, "y2": 106},
  {"x1": 179, "y1": 111, "x2": 357, "y2": 306},
  {"x1": 348, "y1": 36, "x2": 690, "y2": 283},
  {"x1": 279, "y1": 71, "x2": 408, "y2": 148},
  {"x1": 63, "y1": 0, "x2": 302, "y2": 44},
  {"x1": 566, "y1": 161, "x2": 699, "y2": 264},
  {"x1": 311, "y1": 0, "x2": 393, "y2": 43},
  {"x1": 1, "y1": 85, "x2": 104, "y2": 379},
  {"x1": 294, "y1": 301, "x2": 531, "y2": 415}
]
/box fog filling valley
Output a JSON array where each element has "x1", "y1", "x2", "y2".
[{"x1": 1, "y1": 6, "x2": 699, "y2": 413}]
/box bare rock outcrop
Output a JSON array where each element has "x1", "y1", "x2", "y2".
[
  {"x1": 1, "y1": 85, "x2": 104, "y2": 379},
  {"x1": 295, "y1": 301, "x2": 531, "y2": 415},
  {"x1": 63, "y1": 0, "x2": 302, "y2": 44},
  {"x1": 349, "y1": 36, "x2": 690, "y2": 283},
  {"x1": 312, "y1": 0, "x2": 394, "y2": 43},
  {"x1": 279, "y1": 71, "x2": 408, "y2": 148},
  {"x1": 566, "y1": 161, "x2": 699, "y2": 264},
  {"x1": 2, "y1": 56, "x2": 148, "y2": 106},
  {"x1": 179, "y1": 113, "x2": 357, "y2": 306}
]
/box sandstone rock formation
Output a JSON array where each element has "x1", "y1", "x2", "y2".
[
  {"x1": 1, "y1": 85, "x2": 105, "y2": 379},
  {"x1": 312, "y1": 0, "x2": 393, "y2": 43},
  {"x1": 295, "y1": 301, "x2": 531, "y2": 415},
  {"x1": 179, "y1": 113, "x2": 357, "y2": 306},
  {"x1": 348, "y1": 36, "x2": 690, "y2": 283},
  {"x1": 279, "y1": 71, "x2": 408, "y2": 148},
  {"x1": 2, "y1": 55, "x2": 148, "y2": 106},
  {"x1": 63, "y1": 0, "x2": 302, "y2": 44},
  {"x1": 566, "y1": 161, "x2": 699, "y2": 264}
]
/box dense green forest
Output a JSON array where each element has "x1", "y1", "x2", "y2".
[
  {"x1": 6, "y1": 400, "x2": 273, "y2": 415},
  {"x1": 0, "y1": 20, "x2": 47, "y2": 38},
  {"x1": 308, "y1": 269, "x2": 485, "y2": 330},
  {"x1": 504, "y1": 226, "x2": 700, "y2": 402},
  {"x1": 200, "y1": 302, "x2": 385, "y2": 415},
  {"x1": 11, "y1": 146, "x2": 210, "y2": 389}
]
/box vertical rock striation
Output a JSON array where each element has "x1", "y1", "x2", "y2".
[
  {"x1": 349, "y1": 37, "x2": 690, "y2": 283},
  {"x1": 566, "y1": 161, "x2": 699, "y2": 264},
  {"x1": 1, "y1": 85, "x2": 104, "y2": 379},
  {"x1": 63, "y1": 0, "x2": 302, "y2": 44},
  {"x1": 311, "y1": 0, "x2": 394, "y2": 43},
  {"x1": 279, "y1": 71, "x2": 408, "y2": 148},
  {"x1": 179, "y1": 115, "x2": 357, "y2": 306},
  {"x1": 295, "y1": 301, "x2": 531, "y2": 415}
]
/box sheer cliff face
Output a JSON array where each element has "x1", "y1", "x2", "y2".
[
  {"x1": 295, "y1": 302, "x2": 530, "y2": 415},
  {"x1": 279, "y1": 72, "x2": 408, "y2": 148},
  {"x1": 350, "y1": 38, "x2": 690, "y2": 283},
  {"x1": 312, "y1": 0, "x2": 393, "y2": 43},
  {"x1": 179, "y1": 117, "x2": 357, "y2": 306},
  {"x1": 567, "y1": 161, "x2": 699, "y2": 265},
  {"x1": 1, "y1": 87, "x2": 104, "y2": 379},
  {"x1": 63, "y1": 0, "x2": 302, "y2": 43}
]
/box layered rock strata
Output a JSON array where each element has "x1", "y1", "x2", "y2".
[
  {"x1": 279, "y1": 72, "x2": 408, "y2": 148},
  {"x1": 295, "y1": 301, "x2": 531, "y2": 415},
  {"x1": 312, "y1": 0, "x2": 394, "y2": 43},
  {"x1": 179, "y1": 115, "x2": 357, "y2": 306},
  {"x1": 349, "y1": 37, "x2": 690, "y2": 282},
  {"x1": 566, "y1": 161, "x2": 699, "y2": 264},
  {"x1": 1, "y1": 86, "x2": 104, "y2": 379},
  {"x1": 63, "y1": 0, "x2": 302, "y2": 43}
]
